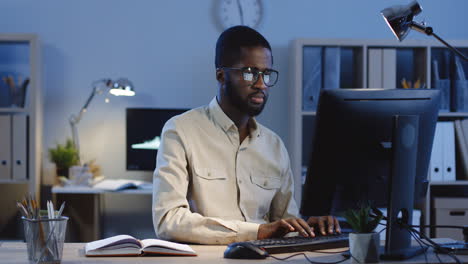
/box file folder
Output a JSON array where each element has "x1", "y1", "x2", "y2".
[
  {"x1": 12, "y1": 114, "x2": 27, "y2": 180},
  {"x1": 0, "y1": 115, "x2": 11, "y2": 180},
  {"x1": 323, "y1": 47, "x2": 341, "y2": 89},
  {"x1": 302, "y1": 47, "x2": 322, "y2": 111},
  {"x1": 453, "y1": 56, "x2": 468, "y2": 112},
  {"x1": 441, "y1": 122, "x2": 456, "y2": 181},
  {"x1": 429, "y1": 122, "x2": 444, "y2": 182},
  {"x1": 432, "y1": 60, "x2": 450, "y2": 112}
]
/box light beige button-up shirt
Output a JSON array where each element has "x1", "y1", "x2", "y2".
[{"x1": 152, "y1": 97, "x2": 299, "y2": 244}]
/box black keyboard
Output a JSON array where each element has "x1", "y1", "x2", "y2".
[{"x1": 246, "y1": 233, "x2": 349, "y2": 254}]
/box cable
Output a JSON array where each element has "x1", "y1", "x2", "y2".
[
  {"x1": 408, "y1": 228, "x2": 429, "y2": 264},
  {"x1": 312, "y1": 249, "x2": 350, "y2": 254},
  {"x1": 349, "y1": 254, "x2": 361, "y2": 264},
  {"x1": 270, "y1": 252, "x2": 349, "y2": 264},
  {"x1": 408, "y1": 224, "x2": 467, "y2": 230},
  {"x1": 403, "y1": 224, "x2": 462, "y2": 264},
  {"x1": 435, "y1": 251, "x2": 443, "y2": 263}
]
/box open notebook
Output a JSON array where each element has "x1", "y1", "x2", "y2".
[{"x1": 85, "y1": 235, "x2": 197, "y2": 257}]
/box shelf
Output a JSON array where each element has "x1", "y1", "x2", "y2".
[
  {"x1": 289, "y1": 38, "x2": 468, "y2": 206},
  {"x1": 430, "y1": 180, "x2": 468, "y2": 186},
  {"x1": 438, "y1": 112, "x2": 468, "y2": 118},
  {"x1": 0, "y1": 108, "x2": 27, "y2": 113},
  {"x1": 0, "y1": 179, "x2": 29, "y2": 184},
  {"x1": 0, "y1": 33, "x2": 41, "y2": 201}
]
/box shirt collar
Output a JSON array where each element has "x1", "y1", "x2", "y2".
[{"x1": 208, "y1": 97, "x2": 261, "y2": 138}]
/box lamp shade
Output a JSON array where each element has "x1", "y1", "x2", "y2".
[
  {"x1": 381, "y1": 0, "x2": 422, "y2": 41},
  {"x1": 109, "y1": 78, "x2": 135, "y2": 96}
]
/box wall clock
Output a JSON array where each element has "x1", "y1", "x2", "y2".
[{"x1": 215, "y1": 0, "x2": 263, "y2": 30}]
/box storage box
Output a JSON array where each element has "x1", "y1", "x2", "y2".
[{"x1": 434, "y1": 198, "x2": 468, "y2": 241}]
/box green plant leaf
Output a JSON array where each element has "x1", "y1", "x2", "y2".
[
  {"x1": 48, "y1": 138, "x2": 79, "y2": 170},
  {"x1": 344, "y1": 204, "x2": 382, "y2": 233}
]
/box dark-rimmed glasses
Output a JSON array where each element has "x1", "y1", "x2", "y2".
[{"x1": 219, "y1": 67, "x2": 279, "y2": 87}]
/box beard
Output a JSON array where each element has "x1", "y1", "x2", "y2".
[{"x1": 225, "y1": 79, "x2": 268, "y2": 117}]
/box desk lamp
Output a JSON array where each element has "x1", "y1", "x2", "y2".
[
  {"x1": 381, "y1": 0, "x2": 467, "y2": 61},
  {"x1": 69, "y1": 78, "x2": 135, "y2": 164}
]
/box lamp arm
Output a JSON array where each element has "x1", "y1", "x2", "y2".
[
  {"x1": 410, "y1": 21, "x2": 468, "y2": 62},
  {"x1": 69, "y1": 118, "x2": 81, "y2": 165},
  {"x1": 68, "y1": 84, "x2": 103, "y2": 165}
]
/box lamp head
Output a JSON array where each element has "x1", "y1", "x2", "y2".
[
  {"x1": 109, "y1": 78, "x2": 135, "y2": 96},
  {"x1": 381, "y1": 0, "x2": 422, "y2": 41}
]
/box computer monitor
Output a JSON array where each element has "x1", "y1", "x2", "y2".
[
  {"x1": 126, "y1": 108, "x2": 188, "y2": 171},
  {"x1": 300, "y1": 88, "x2": 440, "y2": 259}
]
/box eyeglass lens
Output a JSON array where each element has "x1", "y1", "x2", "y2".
[{"x1": 242, "y1": 69, "x2": 277, "y2": 86}]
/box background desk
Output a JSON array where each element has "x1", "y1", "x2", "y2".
[
  {"x1": 1, "y1": 242, "x2": 467, "y2": 264},
  {"x1": 52, "y1": 186, "x2": 153, "y2": 242}
]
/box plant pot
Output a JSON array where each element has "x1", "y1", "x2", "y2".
[
  {"x1": 349, "y1": 232, "x2": 380, "y2": 263},
  {"x1": 56, "y1": 167, "x2": 70, "y2": 178}
]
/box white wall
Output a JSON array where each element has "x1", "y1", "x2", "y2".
[{"x1": 1, "y1": 0, "x2": 467, "y2": 183}]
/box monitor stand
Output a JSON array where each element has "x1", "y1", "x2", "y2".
[{"x1": 380, "y1": 115, "x2": 426, "y2": 260}]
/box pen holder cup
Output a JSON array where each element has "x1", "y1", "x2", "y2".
[{"x1": 22, "y1": 216, "x2": 68, "y2": 264}]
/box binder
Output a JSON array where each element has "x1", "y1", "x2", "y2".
[
  {"x1": 302, "y1": 47, "x2": 322, "y2": 111},
  {"x1": 441, "y1": 122, "x2": 456, "y2": 181},
  {"x1": 368, "y1": 48, "x2": 382, "y2": 88},
  {"x1": 12, "y1": 114, "x2": 27, "y2": 180},
  {"x1": 432, "y1": 60, "x2": 450, "y2": 112},
  {"x1": 367, "y1": 48, "x2": 396, "y2": 88},
  {"x1": 0, "y1": 83, "x2": 10, "y2": 107},
  {"x1": 455, "y1": 120, "x2": 467, "y2": 180},
  {"x1": 456, "y1": 119, "x2": 468, "y2": 180},
  {"x1": 0, "y1": 115, "x2": 12, "y2": 180},
  {"x1": 382, "y1": 48, "x2": 396, "y2": 88},
  {"x1": 323, "y1": 47, "x2": 341, "y2": 89},
  {"x1": 429, "y1": 122, "x2": 444, "y2": 182},
  {"x1": 453, "y1": 56, "x2": 468, "y2": 112}
]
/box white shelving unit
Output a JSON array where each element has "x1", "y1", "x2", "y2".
[
  {"x1": 0, "y1": 34, "x2": 42, "y2": 200},
  {"x1": 289, "y1": 38, "x2": 468, "y2": 208}
]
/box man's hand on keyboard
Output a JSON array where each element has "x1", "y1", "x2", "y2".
[
  {"x1": 306, "y1": 215, "x2": 341, "y2": 236},
  {"x1": 257, "y1": 218, "x2": 314, "y2": 240}
]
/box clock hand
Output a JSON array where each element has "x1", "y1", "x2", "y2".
[{"x1": 236, "y1": 0, "x2": 245, "y2": 25}]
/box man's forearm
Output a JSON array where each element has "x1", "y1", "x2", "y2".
[{"x1": 153, "y1": 207, "x2": 259, "y2": 244}]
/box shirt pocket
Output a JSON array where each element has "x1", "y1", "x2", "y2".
[
  {"x1": 193, "y1": 167, "x2": 227, "y2": 180},
  {"x1": 250, "y1": 173, "x2": 282, "y2": 190},
  {"x1": 192, "y1": 167, "x2": 229, "y2": 216},
  {"x1": 248, "y1": 172, "x2": 282, "y2": 220}
]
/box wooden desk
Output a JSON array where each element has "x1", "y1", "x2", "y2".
[{"x1": 1, "y1": 242, "x2": 467, "y2": 264}]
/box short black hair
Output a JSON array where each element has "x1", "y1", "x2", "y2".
[{"x1": 215, "y1": 25, "x2": 272, "y2": 68}]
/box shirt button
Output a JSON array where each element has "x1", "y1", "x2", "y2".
[
  {"x1": 263, "y1": 181, "x2": 267, "y2": 186},
  {"x1": 208, "y1": 172, "x2": 211, "y2": 176},
  {"x1": 239, "y1": 180, "x2": 242, "y2": 184}
]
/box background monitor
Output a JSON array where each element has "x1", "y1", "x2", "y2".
[
  {"x1": 301, "y1": 88, "x2": 440, "y2": 259},
  {"x1": 126, "y1": 108, "x2": 188, "y2": 171}
]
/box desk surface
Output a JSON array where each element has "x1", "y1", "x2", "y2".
[
  {"x1": 52, "y1": 186, "x2": 152, "y2": 194},
  {"x1": 1, "y1": 242, "x2": 467, "y2": 264}
]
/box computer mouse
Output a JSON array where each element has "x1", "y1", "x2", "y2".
[{"x1": 224, "y1": 242, "x2": 269, "y2": 259}]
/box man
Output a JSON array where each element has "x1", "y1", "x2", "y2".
[{"x1": 152, "y1": 25, "x2": 340, "y2": 244}]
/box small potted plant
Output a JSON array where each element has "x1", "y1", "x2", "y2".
[
  {"x1": 344, "y1": 204, "x2": 383, "y2": 263},
  {"x1": 48, "y1": 139, "x2": 79, "y2": 178}
]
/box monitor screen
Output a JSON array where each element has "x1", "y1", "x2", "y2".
[{"x1": 126, "y1": 108, "x2": 189, "y2": 171}]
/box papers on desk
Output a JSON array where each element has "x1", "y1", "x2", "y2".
[
  {"x1": 92, "y1": 179, "x2": 152, "y2": 191},
  {"x1": 85, "y1": 235, "x2": 197, "y2": 257}
]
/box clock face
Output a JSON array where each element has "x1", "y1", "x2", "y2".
[{"x1": 216, "y1": 0, "x2": 263, "y2": 30}]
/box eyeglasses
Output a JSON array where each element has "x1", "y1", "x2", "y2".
[{"x1": 219, "y1": 67, "x2": 279, "y2": 87}]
